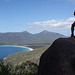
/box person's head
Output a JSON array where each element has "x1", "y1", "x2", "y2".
[{"x1": 74, "y1": 11, "x2": 75, "y2": 16}]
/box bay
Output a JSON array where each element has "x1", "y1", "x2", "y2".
[{"x1": 0, "y1": 46, "x2": 30, "y2": 59}]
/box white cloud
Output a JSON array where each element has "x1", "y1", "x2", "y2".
[
  {"x1": 26, "y1": 17, "x2": 75, "y2": 36},
  {"x1": 27, "y1": 17, "x2": 75, "y2": 29}
]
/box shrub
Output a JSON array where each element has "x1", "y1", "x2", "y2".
[
  {"x1": 13, "y1": 61, "x2": 38, "y2": 75},
  {"x1": 0, "y1": 60, "x2": 38, "y2": 75},
  {"x1": 0, "y1": 61, "x2": 10, "y2": 75}
]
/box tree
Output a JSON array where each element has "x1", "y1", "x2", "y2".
[
  {"x1": 14, "y1": 61, "x2": 38, "y2": 75},
  {"x1": 0, "y1": 61, "x2": 10, "y2": 75}
]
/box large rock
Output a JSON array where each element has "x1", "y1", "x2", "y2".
[{"x1": 37, "y1": 37, "x2": 75, "y2": 75}]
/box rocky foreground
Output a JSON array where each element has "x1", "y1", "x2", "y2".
[{"x1": 38, "y1": 37, "x2": 75, "y2": 75}]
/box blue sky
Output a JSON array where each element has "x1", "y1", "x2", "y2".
[{"x1": 0, "y1": 0, "x2": 75, "y2": 36}]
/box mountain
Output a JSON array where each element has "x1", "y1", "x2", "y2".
[
  {"x1": 0, "y1": 30, "x2": 64, "y2": 46},
  {"x1": 34, "y1": 30, "x2": 64, "y2": 43}
]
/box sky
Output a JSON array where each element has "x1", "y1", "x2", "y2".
[{"x1": 0, "y1": 0, "x2": 75, "y2": 36}]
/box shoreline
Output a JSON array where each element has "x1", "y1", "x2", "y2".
[{"x1": 0, "y1": 45, "x2": 34, "y2": 51}]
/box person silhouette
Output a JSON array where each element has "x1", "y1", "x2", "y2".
[{"x1": 71, "y1": 11, "x2": 75, "y2": 37}]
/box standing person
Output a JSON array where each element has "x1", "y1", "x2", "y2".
[{"x1": 71, "y1": 11, "x2": 75, "y2": 37}]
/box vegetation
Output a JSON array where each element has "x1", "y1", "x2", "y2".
[
  {"x1": 1, "y1": 46, "x2": 49, "y2": 75},
  {"x1": 12, "y1": 61, "x2": 38, "y2": 75},
  {"x1": 0, "y1": 61, "x2": 10, "y2": 75},
  {"x1": 0, "y1": 60, "x2": 38, "y2": 75},
  {"x1": 3, "y1": 46, "x2": 49, "y2": 66}
]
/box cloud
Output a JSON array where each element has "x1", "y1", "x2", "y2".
[
  {"x1": 26, "y1": 17, "x2": 75, "y2": 36},
  {"x1": 26, "y1": 17, "x2": 75, "y2": 29},
  {"x1": 16, "y1": 17, "x2": 75, "y2": 36}
]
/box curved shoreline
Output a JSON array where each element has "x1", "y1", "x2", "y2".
[{"x1": 0, "y1": 45, "x2": 34, "y2": 51}]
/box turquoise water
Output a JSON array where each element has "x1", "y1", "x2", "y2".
[{"x1": 0, "y1": 46, "x2": 30, "y2": 59}]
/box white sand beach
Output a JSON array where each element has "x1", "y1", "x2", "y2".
[{"x1": 1, "y1": 45, "x2": 34, "y2": 51}]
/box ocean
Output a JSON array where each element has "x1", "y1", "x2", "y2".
[{"x1": 0, "y1": 46, "x2": 30, "y2": 59}]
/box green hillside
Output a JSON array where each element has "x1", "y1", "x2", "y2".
[{"x1": 3, "y1": 46, "x2": 49, "y2": 66}]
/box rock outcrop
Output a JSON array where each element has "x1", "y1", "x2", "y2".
[{"x1": 37, "y1": 37, "x2": 75, "y2": 75}]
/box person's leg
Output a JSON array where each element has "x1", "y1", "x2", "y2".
[{"x1": 71, "y1": 24, "x2": 74, "y2": 37}]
